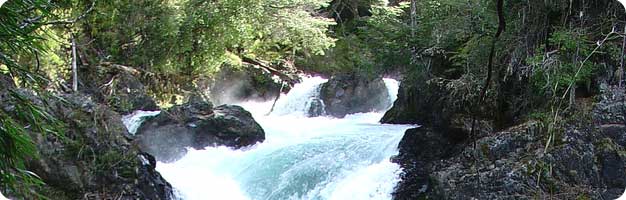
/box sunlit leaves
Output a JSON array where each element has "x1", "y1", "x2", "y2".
[{"x1": 177, "y1": 0, "x2": 336, "y2": 75}]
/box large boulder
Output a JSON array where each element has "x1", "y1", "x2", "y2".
[
  {"x1": 392, "y1": 127, "x2": 468, "y2": 200},
  {"x1": 382, "y1": 77, "x2": 493, "y2": 138},
  {"x1": 135, "y1": 96, "x2": 265, "y2": 162},
  {"x1": 392, "y1": 88, "x2": 626, "y2": 199},
  {"x1": 1, "y1": 90, "x2": 173, "y2": 199},
  {"x1": 594, "y1": 85, "x2": 626, "y2": 147},
  {"x1": 320, "y1": 74, "x2": 391, "y2": 118},
  {"x1": 198, "y1": 66, "x2": 285, "y2": 105},
  {"x1": 382, "y1": 77, "x2": 485, "y2": 126}
]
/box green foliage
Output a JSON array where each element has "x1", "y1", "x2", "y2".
[
  {"x1": 298, "y1": 0, "x2": 411, "y2": 76},
  {"x1": 0, "y1": 0, "x2": 54, "y2": 85},
  {"x1": 0, "y1": 0, "x2": 70, "y2": 197},
  {"x1": 175, "y1": 0, "x2": 336, "y2": 76},
  {"x1": 527, "y1": 29, "x2": 595, "y2": 96},
  {"x1": 0, "y1": 113, "x2": 43, "y2": 197},
  {"x1": 361, "y1": 1, "x2": 412, "y2": 73},
  {"x1": 0, "y1": 91, "x2": 65, "y2": 198},
  {"x1": 80, "y1": 0, "x2": 179, "y2": 70}
]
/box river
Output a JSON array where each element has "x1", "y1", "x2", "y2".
[{"x1": 134, "y1": 76, "x2": 414, "y2": 200}]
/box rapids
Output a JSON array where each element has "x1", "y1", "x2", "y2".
[{"x1": 128, "y1": 76, "x2": 414, "y2": 200}]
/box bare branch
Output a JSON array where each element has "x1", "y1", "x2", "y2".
[
  {"x1": 99, "y1": 62, "x2": 142, "y2": 76},
  {"x1": 43, "y1": 1, "x2": 95, "y2": 25},
  {"x1": 19, "y1": 1, "x2": 95, "y2": 28}
]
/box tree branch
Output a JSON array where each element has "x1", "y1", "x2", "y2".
[
  {"x1": 43, "y1": 1, "x2": 95, "y2": 25},
  {"x1": 20, "y1": 1, "x2": 95, "y2": 28},
  {"x1": 99, "y1": 62, "x2": 141, "y2": 76},
  {"x1": 241, "y1": 56, "x2": 297, "y2": 84}
]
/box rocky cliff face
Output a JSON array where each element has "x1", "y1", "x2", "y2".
[
  {"x1": 320, "y1": 74, "x2": 391, "y2": 118},
  {"x1": 135, "y1": 95, "x2": 265, "y2": 162},
  {"x1": 1, "y1": 90, "x2": 173, "y2": 199},
  {"x1": 381, "y1": 77, "x2": 488, "y2": 130},
  {"x1": 390, "y1": 86, "x2": 626, "y2": 199}
]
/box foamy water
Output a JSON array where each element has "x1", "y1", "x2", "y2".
[
  {"x1": 126, "y1": 76, "x2": 412, "y2": 200},
  {"x1": 0, "y1": 191, "x2": 7, "y2": 200}
]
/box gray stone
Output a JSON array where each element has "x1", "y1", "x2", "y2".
[
  {"x1": 320, "y1": 74, "x2": 390, "y2": 118},
  {"x1": 136, "y1": 96, "x2": 265, "y2": 162}
]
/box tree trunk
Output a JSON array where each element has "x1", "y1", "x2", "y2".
[
  {"x1": 71, "y1": 36, "x2": 78, "y2": 92},
  {"x1": 410, "y1": 0, "x2": 417, "y2": 37},
  {"x1": 571, "y1": 22, "x2": 580, "y2": 107},
  {"x1": 618, "y1": 24, "x2": 626, "y2": 88}
]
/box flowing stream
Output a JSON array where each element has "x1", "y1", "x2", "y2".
[{"x1": 129, "y1": 76, "x2": 414, "y2": 200}]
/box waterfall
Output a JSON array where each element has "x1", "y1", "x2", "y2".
[
  {"x1": 382, "y1": 78, "x2": 399, "y2": 110},
  {"x1": 126, "y1": 76, "x2": 412, "y2": 200},
  {"x1": 270, "y1": 76, "x2": 328, "y2": 117},
  {"x1": 122, "y1": 110, "x2": 161, "y2": 135}
]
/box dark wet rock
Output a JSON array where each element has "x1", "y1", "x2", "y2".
[
  {"x1": 594, "y1": 86, "x2": 626, "y2": 125},
  {"x1": 0, "y1": 73, "x2": 14, "y2": 92},
  {"x1": 320, "y1": 74, "x2": 391, "y2": 118},
  {"x1": 393, "y1": 127, "x2": 467, "y2": 165},
  {"x1": 598, "y1": 149, "x2": 626, "y2": 189},
  {"x1": 392, "y1": 87, "x2": 626, "y2": 199},
  {"x1": 1, "y1": 90, "x2": 173, "y2": 199},
  {"x1": 198, "y1": 66, "x2": 285, "y2": 105},
  {"x1": 392, "y1": 127, "x2": 467, "y2": 200},
  {"x1": 595, "y1": 86, "x2": 626, "y2": 147},
  {"x1": 79, "y1": 66, "x2": 158, "y2": 115},
  {"x1": 382, "y1": 78, "x2": 485, "y2": 128},
  {"x1": 382, "y1": 77, "x2": 493, "y2": 139},
  {"x1": 136, "y1": 96, "x2": 265, "y2": 162},
  {"x1": 194, "y1": 104, "x2": 266, "y2": 148},
  {"x1": 307, "y1": 98, "x2": 325, "y2": 117}
]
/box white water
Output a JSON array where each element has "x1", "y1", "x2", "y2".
[
  {"x1": 0, "y1": 191, "x2": 7, "y2": 200},
  {"x1": 132, "y1": 76, "x2": 413, "y2": 200},
  {"x1": 122, "y1": 110, "x2": 161, "y2": 135},
  {"x1": 269, "y1": 76, "x2": 328, "y2": 117}
]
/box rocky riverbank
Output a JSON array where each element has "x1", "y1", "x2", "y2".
[
  {"x1": 1, "y1": 86, "x2": 173, "y2": 199},
  {"x1": 385, "y1": 78, "x2": 626, "y2": 199},
  {"x1": 1, "y1": 69, "x2": 268, "y2": 198}
]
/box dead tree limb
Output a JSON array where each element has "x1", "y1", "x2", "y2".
[
  {"x1": 618, "y1": 24, "x2": 626, "y2": 88},
  {"x1": 71, "y1": 35, "x2": 78, "y2": 92},
  {"x1": 99, "y1": 62, "x2": 141, "y2": 76},
  {"x1": 469, "y1": 0, "x2": 506, "y2": 197},
  {"x1": 267, "y1": 81, "x2": 285, "y2": 116},
  {"x1": 43, "y1": 1, "x2": 95, "y2": 25},
  {"x1": 241, "y1": 56, "x2": 298, "y2": 84}
]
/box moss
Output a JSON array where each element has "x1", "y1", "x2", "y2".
[
  {"x1": 480, "y1": 142, "x2": 491, "y2": 160},
  {"x1": 107, "y1": 95, "x2": 133, "y2": 113},
  {"x1": 95, "y1": 150, "x2": 127, "y2": 171},
  {"x1": 595, "y1": 138, "x2": 619, "y2": 152},
  {"x1": 63, "y1": 140, "x2": 89, "y2": 160},
  {"x1": 575, "y1": 194, "x2": 591, "y2": 200},
  {"x1": 37, "y1": 185, "x2": 75, "y2": 200},
  {"x1": 528, "y1": 111, "x2": 550, "y2": 123}
]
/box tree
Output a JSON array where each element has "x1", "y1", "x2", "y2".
[
  {"x1": 175, "y1": 0, "x2": 336, "y2": 77},
  {"x1": 0, "y1": 1, "x2": 65, "y2": 197}
]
